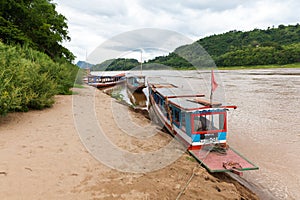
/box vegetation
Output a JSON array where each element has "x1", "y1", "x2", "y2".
[
  {"x1": 91, "y1": 58, "x2": 140, "y2": 71},
  {"x1": 0, "y1": 42, "x2": 78, "y2": 116},
  {"x1": 93, "y1": 24, "x2": 300, "y2": 70},
  {"x1": 218, "y1": 63, "x2": 300, "y2": 70},
  {"x1": 216, "y1": 43, "x2": 300, "y2": 66},
  {"x1": 199, "y1": 24, "x2": 300, "y2": 58},
  {"x1": 0, "y1": 0, "x2": 74, "y2": 62},
  {"x1": 0, "y1": 0, "x2": 79, "y2": 116},
  {"x1": 153, "y1": 24, "x2": 300, "y2": 68}
]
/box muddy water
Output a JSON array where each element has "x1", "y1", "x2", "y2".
[
  {"x1": 221, "y1": 68, "x2": 300, "y2": 200},
  {"x1": 93, "y1": 68, "x2": 300, "y2": 199}
]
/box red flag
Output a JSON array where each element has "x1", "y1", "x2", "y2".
[{"x1": 211, "y1": 70, "x2": 218, "y2": 92}]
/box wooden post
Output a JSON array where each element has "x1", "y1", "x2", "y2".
[{"x1": 165, "y1": 97, "x2": 173, "y2": 132}]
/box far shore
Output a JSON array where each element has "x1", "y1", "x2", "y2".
[{"x1": 88, "y1": 63, "x2": 300, "y2": 72}]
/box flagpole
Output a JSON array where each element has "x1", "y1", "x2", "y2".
[
  {"x1": 210, "y1": 69, "x2": 218, "y2": 107},
  {"x1": 210, "y1": 69, "x2": 213, "y2": 106},
  {"x1": 140, "y1": 50, "x2": 143, "y2": 75}
]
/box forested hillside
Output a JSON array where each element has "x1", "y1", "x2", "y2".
[
  {"x1": 91, "y1": 58, "x2": 140, "y2": 71},
  {"x1": 94, "y1": 24, "x2": 300, "y2": 70},
  {"x1": 148, "y1": 24, "x2": 300, "y2": 68},
  {"x1": 0, "y1": 0, "x2": 79, "y2": 115}
]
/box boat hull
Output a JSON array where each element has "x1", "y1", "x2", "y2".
[
  {"x1": 89, "y1": 79, "x2": 125, "y2": 88},
  {"x1": 126, "y1": 75, "x2": 146, "y2": 93},
  {"x1": 126, "y1": 84, "x2": 146, "y2": 93},
  {"x1": 148, "y1": 82, "x2": 258, "y2": 175}
]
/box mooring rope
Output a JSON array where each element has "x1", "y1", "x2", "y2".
[
  {"x1": 175, "y1": 143, "x2": 228, "y2": 199},
  {"x1": 175, "y1": 146, "x2": 213, "y2": 200},
  {"x1": 175, "y1": 166, "x2": 198, "y2": 200}
]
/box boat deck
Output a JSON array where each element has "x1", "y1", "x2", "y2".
[
  {"x1": 189, "y1": 146, "x2": 259, "y2": 175},
  {"x1": 148, "y1": 78, "x2": 258, "y2": 175}
]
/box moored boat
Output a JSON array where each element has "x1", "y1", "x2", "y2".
[
  {"x1": 87, "y1": 73, "x2": 125, "y2": 88},
  {"x1": 126, "y1": 87, "x2": 147, "y2": 108},
  {"x1": 126, "y1": 74, "x2": 146, "y2": 93},
  {"x1": 148, "y1": 80, "x2": 258, "y2": 175}
]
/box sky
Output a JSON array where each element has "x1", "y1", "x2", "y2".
[{"x1": 52, "y1": 0, "x2": 300, "y2": 64}]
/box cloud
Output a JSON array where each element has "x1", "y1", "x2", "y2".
[
  {"x1": 53, "y1": 0, "x2": 300, "y2": 63},
  {"x1": 87, "y1": 28, "x2": 193, "y2": 64}
]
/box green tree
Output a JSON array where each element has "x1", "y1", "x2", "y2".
[{"x1": 0, "y1": 0, "x2": 74, "y2": 62}]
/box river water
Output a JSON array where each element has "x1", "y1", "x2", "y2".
[{"x1": 92, "y1": 68, "x2": 300, "y2": 199}]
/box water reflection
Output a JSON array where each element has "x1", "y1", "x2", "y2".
[{"x1": 103, "y1": 84, "x2": 147, "y2": 110}]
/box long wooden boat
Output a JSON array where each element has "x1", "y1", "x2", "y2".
[
  {"x1": 126, "y1": 74, "x2": 146, "y2": 93},
  {"x1": 126, "y1": 88, "x2": 147, "y2": 108},
  {"x1": 87, "y1": 73, "x2": 125, "y2": 88},
  {"x1": 148, "y1": 80, "x2": 258, "y2": 175}
]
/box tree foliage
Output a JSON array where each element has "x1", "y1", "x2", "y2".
[
  {"x1": 146, "y1": 24, "x2": 300, "y2": 68},
  {"x1": 0, "y1": 0, "x2": 74, "y2": 62},
  {"x1": 91, "y1": 58, "x2": 140, "y2": 71},
  {"x1": 88, "y1": 24, "x2": 300, "y2": 70},
  {"x1": 0, "y1": 42, "x2": 78, "y2": 116}
]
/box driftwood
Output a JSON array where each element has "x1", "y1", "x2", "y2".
[{"x1": 0, "y1": 171, "x2": 7, "y2": 176}]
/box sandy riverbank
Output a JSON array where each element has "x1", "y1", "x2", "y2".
[{"x1": 0, "y1": 86, "x2": 258, "y2": 199}]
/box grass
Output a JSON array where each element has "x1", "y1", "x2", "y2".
[
  {"x1": 71, "y1": 91, "x2": 80, "y2": 95},
  {"x1": 135, "y1": 62, "x2": 300, "y2": 71},
  {"x1": 73, "y1": 84, "x2": 85, "y2": 88},
  {"x1": 218, "y1": 62, "x2": 300, "y2": 70},
  {"x1": 185, "y1": 156, "x2": 196, "y2": 162}
]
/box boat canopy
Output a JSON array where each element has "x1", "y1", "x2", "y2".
[{"x1": 151, "y1": 86, "x2": 236, "y2": 111}]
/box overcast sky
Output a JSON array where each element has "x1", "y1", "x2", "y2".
[{"x1": 52, "y1": 0, "x2": 299, "y2": 63}]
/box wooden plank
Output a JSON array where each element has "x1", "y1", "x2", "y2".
[
  {"x1": 152, "y1": 84, "x2": 177, "y2": 88},
  {"x1": 167, "y1": 94, "x2": 205, "y2": 98},
  {"x1": 188, "y1": 98, "x2": 222, "y2": 107},
  {"x1": 189, "y1": 146, "x2": 259, "y2": 174}
]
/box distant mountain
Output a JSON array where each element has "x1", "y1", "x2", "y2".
[
  {"x1": 90, "y1": 58, "x2": 140, "y2": 71},
  {"x1": 76, "y1": 61, "x2": 94, "y2": 69}
]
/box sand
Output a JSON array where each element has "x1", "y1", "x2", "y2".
[{"x1": 0, "y1": 86, "x2": 258, "y2": 200}]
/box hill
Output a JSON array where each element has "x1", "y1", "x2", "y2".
[
  {"x1": 148, "y1": 24, "x2": 300, "y2": 68},
  {"x1": 76, "y1": 61, "x2": 94, "y2": 69},
  {"x1": 86, "y1": 24, "x2": 300, "y2": 71},
  {"x1": 90, "y1": 58, "x2": 140, "y2": 71}
]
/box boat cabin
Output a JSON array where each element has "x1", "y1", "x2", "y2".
[
  {"x1": 149, "y1": 83, "x2": 236, "y2": 150},
  {"x1": 87, "y1": 73, "x2": 125, "y2": 88},
  {"x1": 148, "y1": 81, "x2": 258, "y2": 174},
  {"x1": 126, "y1": 75, "x2": 146, "y2": 92}
]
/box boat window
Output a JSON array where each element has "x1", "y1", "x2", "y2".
[
  {"x1": 161, "y1": 101, "x2": 167, "y2": 116},
  {"x1": 173, "y1": 108, "x2": 180, "y2": 125},
  {"x1": 154, "y1": 93, "x2": 159, "y2": 104},
  {"x1": 192, "y1": 112, "x2": 226, "y2": 133},
  {"x1": 181, "y1": 112, "x2": 186, "y2": 131}
]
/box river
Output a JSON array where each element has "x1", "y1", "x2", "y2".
[{"x1": 92, "y1": 68, "x2": 300, "y2": 200}]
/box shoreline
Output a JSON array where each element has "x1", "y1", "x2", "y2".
[{"x1": 0, "y1": 86, "x2": 259, "y2": 199}]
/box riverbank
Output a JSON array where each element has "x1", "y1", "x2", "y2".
[
  {"x1": 0, "y1": 86, "x2": 258, "y2": 199},
  {"x1": 218, "y1": 63, "x2": 300, "y2": 70}
]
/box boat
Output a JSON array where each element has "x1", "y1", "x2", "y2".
[
  {"x1": 126, "y1": 87, "x2": 147, "y2": 108},
  {"x1": 126, "y1": 74, "x2": 146, "y2": 93},
  {"x1": 87, "y1": 73, "x2": 125, "y2": 88},
  {"x1": 148, "y1": 79, "x2": 258, "y2": 175}
]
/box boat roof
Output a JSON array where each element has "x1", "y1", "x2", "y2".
[
  {"x1": 149, "y1": 82, "x2": 236, "y2": 111},
  {"x1": 126, "y1": 75, "x2": 145, "y2": 78},
  {"x1": 154, "y1": 86, "x2": 205, "y2": 99},
  {"x1": 169, "y1": 97, "x2": 223, "y2": 111},
  {"x1": 88, "y1": 73, "x2": 125, "y2": 78}
]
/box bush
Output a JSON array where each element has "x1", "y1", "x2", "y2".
[{"x1": 0, "y1": 42, "x2": 78, "y2": 116}]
